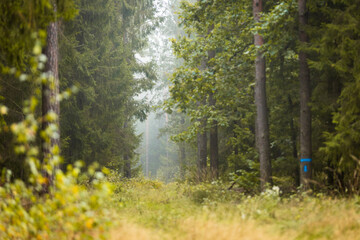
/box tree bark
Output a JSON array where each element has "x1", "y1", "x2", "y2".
[
  {"x1": 209, "y1": 92, "x2": 219, "y2": 178},
  {"x1": 196, "y1": 49, "x2": 208, "y2": 181},
  {"x1": 208, "y1": 37, "x2": 218, "y2": 179},
  {"x1": 298, "y1": 0, "x2": 312, "y2": 188},
  {"x1": 145, "y1": 118, "x2": 149, "y2": 177},
  {"x1": 124, "y1": 154, "x2": 131, "y2": 178},
  {"x1": 123, "y1": 121, "x2": 131, "y2": 178},
  {"x1": 253, "y1": 0, "x2": 272, "y2": 190},
  {"x1": 179, "y1": 116, "x2": 186, "y2": 179},
  {"x1": 197, "y1": 101, "x2": 207, "y2": 180},
  {"x1": 288, "y1": 95, "x2": 300, "y2": 186},
  {"x1": 42, "y1": 17, "x2": 60, "y2": 169}
]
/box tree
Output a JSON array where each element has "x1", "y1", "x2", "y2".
[
  {"x1": 298, "y1": 0, "x2": 311, "y2": 188},
  {"x1": 207, "y1": 24, "x2": 218, "y2": 178},
  {"x1": 166, "y1": 0, "x2": 256, "y2": 182},
  {"x1": 196, "y1": 101, "x2": 207, "y2": 179},
  {"x1": 0, "y1": 0, "x2": 76, "y2": 179},
  {"x1": 59, "y1": 0, "x2": 156, "y2": 173},
  {"x1": 253, "y1": 0, "x2": 272, "y2": 190},
  {"x1": 123, "y1": 121, "x2": 131, "y2": 178},
  {"x1": 42, "y1": 2, "x2": 60, "y2": 174}
]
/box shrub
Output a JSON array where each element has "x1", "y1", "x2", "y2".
[{"x1": 0, "y1": 37, "x2": 113, "y2": 239}]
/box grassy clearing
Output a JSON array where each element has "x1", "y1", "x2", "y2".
[{"x1": 109, "y1": 178, "x2": 360, "y2": 240}]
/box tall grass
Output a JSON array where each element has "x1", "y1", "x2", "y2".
[{"x1": 109, "y1": 178, "x2": 360, "y2": 240}]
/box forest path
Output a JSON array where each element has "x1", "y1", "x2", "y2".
[
  {"x1": 107, "y1": 179, "x2": 360, "y2": 240},
  {"x1": 109, "y1": 218, "x2": 286, "y2": 240}
]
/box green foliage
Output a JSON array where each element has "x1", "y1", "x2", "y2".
[
  {"x1": 184, "y1": 180, "x2": 240, "y2": 205},
  {"x1": 0, "y1": 166, "x2": 112, "y2": 239},
  {"x1": 165, "y1": 0, "x2": 302, "y2": 187},
  {"x1": 306, "y1": 0, "x2": 360, "y2": 191},
  {"x1": 229, "y1": 161, "x2": 260, "y2": 195},
  {"x1": 0, "y1": 0, "x2": 76, "y2": 68},
  {"x1": 0, "y1": 0, "x2": 77, "y2": 179},
  {"x1": 59, "y1": 0, "x2": 157, "y2": 172},
  {"x1": 0, "y1": 37, "x2": 113, "y2": 239},
  {"x1": 163, "y1": 0, "x2": 360, "y2": 192}
]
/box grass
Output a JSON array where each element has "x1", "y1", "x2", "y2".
[{"x1": 108, "y1": 178, "x2": 360, "y2": 240}]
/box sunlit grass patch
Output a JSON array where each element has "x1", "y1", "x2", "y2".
[{"x1": 110, "y1": 178, "x2": 360, "y2": 240}]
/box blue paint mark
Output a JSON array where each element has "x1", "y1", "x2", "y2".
[
  {"x1": 304, "y1": 165, "x2": 308, "y2": 172},
  {"x1": 301, "y1": 158, "x2": 312, "y2": 162}
]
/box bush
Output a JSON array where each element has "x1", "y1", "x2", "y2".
[
  {"x1": 0, "y1": 37, "x2": 113, "y2": 239},
  {"x1": 0, "y1": 167, "x2": 113, "y2": 239}
]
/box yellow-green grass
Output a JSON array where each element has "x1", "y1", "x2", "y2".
[{"x1": 109, "y1": 179, "x2": 360, "y2": 240}]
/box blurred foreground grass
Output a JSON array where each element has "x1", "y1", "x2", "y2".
[{"x1": 109, "y1": 178, "x2": 360, "y2": 240}]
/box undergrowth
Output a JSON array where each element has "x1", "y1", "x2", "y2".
[
  {"x1": 0, "y1": 37, "x2": 114, "y2": 240},
  {"x1": 110, "y1": 177, "x2": 360, "y2": 240},
  {"x1": 0, "y1": 166, "x2": 113, "y2": 239}
]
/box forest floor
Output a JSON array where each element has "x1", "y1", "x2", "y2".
[{"x1": 107, "y1": 179, "x2": 360, "y2": 240}]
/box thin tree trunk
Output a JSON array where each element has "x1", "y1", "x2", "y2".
[
  {"x1": 233, "y1": 120, "x2": 240, "y2": 172},
  {"x1": 145, "y1": 118, "x2": 149, "y2": 177},
  {"x1": 124, "y1": 154, "x2": 131, "y2": 178},
  {"x1": 287, "y1": 96, "x2": 298, "y2": 160},
  {"x1": 42, "y1": 14, "x2": 60, "y2": 172},
  {"x1": 298, "y1": 0, "x2": 312, "y2": 188},
  {"x1": 196, "y1": 52, "x2": 208, "y2": 180},
  {"x1": 123, "y1": 121, "x2": 131, "y2": 178},
  {"x1": 208, "y1": 36, "x2": 218, "y2": 179},
  {"x1": 209, "y1": 92, "x2": 218, "y2": 178},
  {"x1": 288, "y1": 95, "x2": 300, "y2": 186},
  {"x1": 253, "y1": 0, "x2": 272, "y2": 190},
  {"x1": 180, "y1": 116, "x2": 186, "y2": 179},
  {"x1": 197, "y1": 102, "x2": 207, "y2": 180}
]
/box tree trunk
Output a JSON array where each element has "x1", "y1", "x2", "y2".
[
  {"x1": 179, "y1": 116, "x2": 186, "y2": 179},
  {"x1": 145, "y1": 118, "x2": 149, "y2": 177},
  {"x1": 124, "y1": 154, "x2": 131, "y2": 178},
  {"x1": 253, "y1": 0, "x2": 272, "y2": 190},
  {"x1": 209, "y1": 93, "x2": 219, "y2": 178},
  {"x1": 196, "y1": 122, "x2": 207, "y2": 179},
  {"x1": 123, "y1": 121, "x2": 131, "y2": 178},
  {"x1": 208, "y1": 39, "x2": 218, "y2": 179},
  {"x1": 288, "y1": 95, "x2": 300, "y2": 186},
  {"x1": 42, "y1": 15, "x2": 60, "y2": 172},
  {"x1": 232, "y1": 120, "x2": 240, "y2": 172},
  {"x1": 196, "y1": 52, "x2": 208, "y2": 181},
  {"x1": 298, "y1": 0, "x2": 312, "y2": 188},
  {"x1": 197, "y1": 104, "x2": 207, "y2": 181}
]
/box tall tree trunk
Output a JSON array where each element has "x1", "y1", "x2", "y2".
[
  {"x1": 298, "y1": 0, "x2": 312, "y2": 188},
  {"x1": 42, "y1": 9, "x2": 60, "y2": 175},
  {"x1": 288, "y1": 95, "x2": 300, "y2": 186},
  {"x1": 197, "y1": 102, "x2": 207, "y2": 181},
  {"x1": 208, "y1": 38, "x2": 218, "y2": 179},
  {"x1": 253, "y1": 0, "x2": 271, "y2": 191},
  {"x1": 123, "y1": 121, "x2": 131, "y2": 178},
  {"x1": 232, "y1": 120, "x2": 240, "y2": 172},
  {"x1": 209, "y1": 92, "x2": 218, "y2": 178},
  {"x1": 253, "y1": 0, "x2": 272, "y2": 190},
  {"x1": 196, "y1": 54, "x2": 208, "y2": 181}
]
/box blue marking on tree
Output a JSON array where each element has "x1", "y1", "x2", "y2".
[
  {"x1": 301, "y1": 158, "x2": 312, "y2": 162},
  {"x1": 304, "y1": 165, "x2": 308, "y2": 172}
]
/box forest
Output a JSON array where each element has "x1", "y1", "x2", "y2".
[{"x1": 0, "y1": 0, "x2": 360, "y2": 239}]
